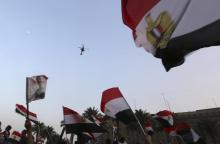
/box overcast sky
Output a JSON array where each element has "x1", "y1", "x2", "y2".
[{"x1": 0, "y1": 0, "x2": 220, "y2": 133}]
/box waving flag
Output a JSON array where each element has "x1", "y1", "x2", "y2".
[
  {"x1": 122, "y1": 0, "x2": 220, "y2": 71},
  {"x1": 91, "y1": 115, "x2": 102, "y2": 126},
  {"x1": 164, "y1": 127, "x2": 177, "y2": 137},
  {"x1": 27, "y1": 75, "x2": 48, "y2": 103},
  {"x1": 153, "y1": 110, "x2": 173, "y2": 128},
  {"x1": 10, "y1": 131, "x2": 22, "y2": 142},
  {"x1": 101, "y1": 87, "x2": 136, "y2": 124},
  {"x1": 15, "y1": 104, "x2": 38, "y2": 123},
  {"x1": 144, "y1": 121, "x2": 154, "y2": 135},
  {"x1": 175, "y1": 122, "x2": 206, "y2": 144},
  {"x1": 63, "y1": 107, "x2": 106, "y2": 134}
]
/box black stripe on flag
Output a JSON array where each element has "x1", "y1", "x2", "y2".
[{"x1": 156, "y1": 19, "x2": 220, "y2": 71}]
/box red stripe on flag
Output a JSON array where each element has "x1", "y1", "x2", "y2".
[
  {"x1": 157, "y1": 110, "x2": 173, "y2": 117},
  {"x1": 175, "y1": 122, "x2": 191, "y2": 131},
  {"x1": 164, "y1": 127, "x2": 176, "y2": 134},
  {"x1": 63, "y1": 106, "x2": 79, "y2": 115},
  {"x1": 122, "y1": 0, "x2": 160, "y2": 30},
  {"x1": 101, "y1": 87, "x2": 123, "y2": 112},
  {"x1": 145, "y1": 121, "x2": 152, "y2": 128},
  {"x1": 16, "y1": 104, "x2": 37, "y2": 118},
  {"x1": 12, "y1": 131, "x2": 22, "y2": 137}
]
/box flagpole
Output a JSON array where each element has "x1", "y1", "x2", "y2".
[
  {"x1": 26, "y1": 77, "x2": 29, "y2": 120},
  {"x1": 122, "y1": 97, "x2": 149, "y2": 143}
]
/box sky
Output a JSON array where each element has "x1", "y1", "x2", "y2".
[{"x1": 0, "y1": 0, "x2": 220, "y2": 133}]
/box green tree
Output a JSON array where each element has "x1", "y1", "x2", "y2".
[
  {"x1": 32, "y1": 122, "x2": 47, "y2": 139},
  {"x1": 32, "y1": 122, "x2": 60, "y2": 144},
  {"x1": 82, "y1": 106, "x2": 103, "y2": 121},
  {"x1": 135, "y1": 109, "x2": 150, "y2": 126}
]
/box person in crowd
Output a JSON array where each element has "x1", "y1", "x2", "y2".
[
  {"x1": 0, "y1": 121, "x2": 3, "y2": 144},
  {"x1": 25, "y1": 120, "x2": 34, "y2": 144},
  {"x1": 19, "y1": 130, "x2": 27, "y2": 144},
  {"x1": 0, "y1": 122, "x2": 2, "y2": 132},
  {"x1": 3, "y1": 125, "x2": 12, "y2": 143}
]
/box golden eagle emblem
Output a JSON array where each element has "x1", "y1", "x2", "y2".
[{"x1": 145, "y1": 11, "x2": 176, "y2": 49}]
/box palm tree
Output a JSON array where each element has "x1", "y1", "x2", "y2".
[
  {"x1": 82, "y1": 106, "x2": 103, "y2": 121},
  {"x1": 32, "y1": 122, "x2": 47, "y2": 139},
  {"x1": 135, "y1": 109, "x2": 150, "y2": 126},
  {"x1": 32, "y1": 122, "x2": 60, "y2": 144}
]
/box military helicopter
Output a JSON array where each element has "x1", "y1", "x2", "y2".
[{"x1": 78, "y1": 44, "x2": 88, "y2": 55}]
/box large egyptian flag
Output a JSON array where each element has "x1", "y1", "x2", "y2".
[
  {"x1": 27, "y1": 75, "x2": 48, "y2": 103},
  {"x1": 122, "y1": 0, "x2": 220, "y2": 71},
  {"x1": 153, "y1": 110, "x2": 173, "y2": 128},
  {"x1": 101, "y1": 87, "x2": 136, "y2": 124},
  {"x1": 175, "y1": 122, "x2": 206, "y2": 144},
  {"x1": 15, "y1": 104, "x2": 38, "y2": 123},
  {"x1": 63, "y1": 106, "x2": 106, "y2": 134}
]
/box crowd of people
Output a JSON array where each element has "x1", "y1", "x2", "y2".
[{"x1": 0, "y1": 120, "x2": 45, "y2": 144}]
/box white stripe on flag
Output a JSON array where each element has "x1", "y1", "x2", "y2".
[
  {"x1": 135, "y1": 0, "x2": 190, "y2": 54},
  {"x1": 161, "y1": 115, "x2": 174, "y2": 126},
  {"x1": 172, "y1": 0, "x2": 220, "y2": 38},
  {"x1": 64, "y1": 114, "x2": 82, "y2": 124},
  {"x1": 190, "y1": 128, "x2": 200, "y2": 142},
  {"x1": 104, "y1": 97, "x2": 129, "y2": 118}
]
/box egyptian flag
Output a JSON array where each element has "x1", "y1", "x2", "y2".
[
  {"x1": 15, "y1": 104, "x2": 38, "y2": 123},
  {"x1": 154, "y1": 110, "x2": 173, "y2": 128},
  {"x1": 175, "y1": 122, "x2": 206, "y2": 144},
  {"x1": 101, "y1": 87, "x2": 136, "y2": 124},
  {"x1": 122, "y1": 0, "x2": 220, "y2": 71},
  {"x1": 90, "y1": 115, "x2": 104, "y2": 139},
  {"x1": 63, "y1": 106, "x2": 106, "y2": 134},
  {"x1": 144, "y1": 121, "x2": 154, "y2": 136},
  {"x1": 10, "y1": 131, "x2": 22, "y2": 142},
  {"x1": 91, "y1": 115, "x2": 102, "y2": 125},
  {"x1": 164, "y1": 127, "x2": 177, "y2": 137},
  {"x1": 27, "y1": 75, "x2": 48, "y2": 103}
]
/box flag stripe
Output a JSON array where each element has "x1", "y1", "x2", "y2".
[
  {"x1": 15, "y1": 104, "x2": 38, "y2": 122},
  {"x1": 156, "y1": 110, "x2": 173, "y2": 117},
  {"x1": 64, "y1": 114, "x2": 82, "y2": 124},
  {"x1": 103, "y1": 97, "x2": 130, "y2": 118},
  {"x1": 63, "y1": 106, "x2": 79, "y2": 115},
  {"x1": 10, "y1": 131, "x2": 21, "y2": 141},
  {"x1": 115, "y1": 109, "x2": 136, "y2": 124},
  {"x1": 122, "y1": 0, "x2": 160, "y2": 30},
  {"x1": 101, "y1": 87, "x2": 124, "y2": 112}
]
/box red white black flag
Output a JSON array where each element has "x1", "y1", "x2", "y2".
[
  {"x1": 122, "y1": 0, "x2": 220, "y2": 71},
  {"x1": 63, "y1": 106, "x2": 106, "y2": 134},
  {"x1": 101, "y1": 87, "x2": 136, "y2": 124},
  {"x1": 153, "y1": 110, "x2": 174, "y2": 128},
  {"x1": 15, "y1": 104, "x2": 38, "y2": 123},
  {"x1": 27, "y1": 75, "x2": 48, "y2": 103},
  {"x1": 10, "y1": 131, "x2": 22, "y2": 142},
  {"x1": 91, "y1": 115, "x2": 102, "y2": 126},
  {"x1": 144, "y1": 121, "x2": 154, "y2": 136},
  {"x1": 164, "y1": 127, "x2": 177, "y2": 137},
  {"x1": 175, "y1": 122, "x2": 205, "y2": 144}
]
